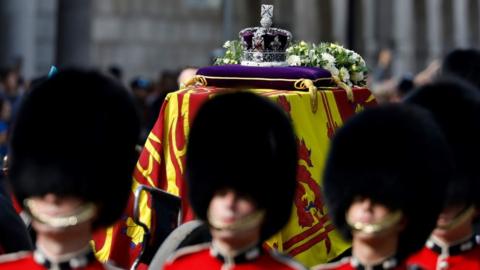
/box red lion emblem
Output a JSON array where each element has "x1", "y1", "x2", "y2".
[
  {"x1": 277, "y1": 95, "x2": 332, "y2": 253},
  {"x1": 294, "y1": 139, "x2": 332, "y2": 252}
]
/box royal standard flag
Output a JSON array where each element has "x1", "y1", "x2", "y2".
[{"x1": 92, "y1": 86, "x2": 376, "y2": 269}]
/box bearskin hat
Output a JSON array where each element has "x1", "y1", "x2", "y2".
[
  {"x1": 404, "y1": 78, "x2": 480, "y2": 208},
  {"x1": 9, "y1": 69, "x2": 140, "y2": 228},
  {"x1": 442, "y1": 49, "x2": 480, "y2": 89},
  {"x1": 186, "y1": 91, "x2": 297, "y2": 241},
  {"x1": 323, "y1": 104, "x2": 452, "y2": 260}
]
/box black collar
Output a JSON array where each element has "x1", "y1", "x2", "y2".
[
  {"x1": 426, "y1": 234, "x2": 480, "y2": 256},
  {"x1": 210, "y1": 243, "x2": 262, "y2": 265},
  {"x1": 33, "y1": 247, "x2": 97, "y2": 270},
  {"x1": 350, "y1": 255, "x2": 399, "y2": 270}
]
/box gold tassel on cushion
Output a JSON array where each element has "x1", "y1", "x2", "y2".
[
  {"x1": 332, "y1": 76, "x2": 354, "y2": 102},
  {"x1": 294, "y1": 79, "x2": 318, "y2": 113},
  {"x1": 183, "y1": 75, "x2": 208, "y2": 88}
]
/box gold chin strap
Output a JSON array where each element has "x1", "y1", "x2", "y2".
[
  {"x1": 208, "y1": 210, "x2": 265, "y2": 233},
  {"x1": 347, "y1": 210, "x2": 403, "y2": 235},
  {"x1": 436, "y1": 205, "x2": 476, "y2": 231},
  {"x1": 24, "y1": 199, "x2": 97, "y2": 229}
]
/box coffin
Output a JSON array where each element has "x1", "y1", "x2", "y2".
[{"x1": 92, "y1": 67, "x2": 376, "y2": 269}]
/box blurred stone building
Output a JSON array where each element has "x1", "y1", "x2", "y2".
[{"x1": 0, "y1": 0, "x2": 479, "y2": 82}]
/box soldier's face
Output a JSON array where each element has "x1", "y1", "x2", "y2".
[
  {"x1": 27, "y1": 194, "x2": 93, "y2": 234},
  {"x1": 208, "y1": 188, "x2": 262, "y2": 245},
  {"x1": 347, "y1": 197, "x2": 404, "y2": 239},
  {"x1": 433, "y1": 203, "x2": 475, "y2": 240},
  {"x1": 347, "y1": 197, "x2": 391, "y2": 225},
  {"x1": 436, "y1": 204, "x2": 467, "y2": 226},
  {"x1": 208, "y1": 188, "x2": 257, "y2": 228}
]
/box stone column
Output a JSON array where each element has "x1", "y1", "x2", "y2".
[
  {"x1": 478, "y1": 0, "x2": 480, "y2": 45},
  {"x1": 293, "y1": 0, "x2": 321, "y2": 42},
  {"x1": 469, "y1": 0, "x2": 480, "y2": 45},
  {"x1": 223, "y1": 0, "x2": 235, "y2": 41},
  {"x1": 453, "y1": 0, "x2": 469, "y2": 47},
  {"x1": 332, "y1": 0, "x2": 347, "y2": 45},
  {"x1": 442, "y1": 0, "x2": 454, "y2": 53},
  {"x1": 56, "y1": 0, "x2": 93, "y2": 68},
  {"x1": 362, "y1": 0, "x2": 376, "y2": 71},
  {"x1": 0, "y1": 0, "x2": 37, "y2": 79},
  {"x1": 393, "y1": 0, "x2": 414, "y2": 76},
  {"x1": 413, "y1": 0, "x2": 427, "y2": 71},
  {"x1": 318, "y1": 0, "x2": 333, "y2": 42},
  {"x1": 426, "y1": 0, "x2": 442, "y2": 61},
  {"x1": 274, "y1": 0, "x2": 294, "y2": 30},
  {"x1": 375, "y1": 0, "x2": 393, "y2": 49}
]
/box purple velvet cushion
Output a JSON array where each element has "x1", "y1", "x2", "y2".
[{"x1": 196, "y1": 65, "x2": 334, "y2": 90}]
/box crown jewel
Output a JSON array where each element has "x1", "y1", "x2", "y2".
[{"x1": 239, "y1": 5, "x2": 292, "y2": 67}]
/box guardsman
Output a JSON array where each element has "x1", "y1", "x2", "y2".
[
  {"x1": 0, "y1": 69, "x2": 140, "y2": 269},
  {"x1": 163, "y1": 91, "x2": 306, "y2": 270},
  {"x1": 312, "y1": 105, "x2": 452, "y2": 270},
  {"x1": 405, "y1": 79, "x2": 480, "y2": 270}
]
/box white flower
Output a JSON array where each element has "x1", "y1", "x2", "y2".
[
  {"x1": 287, "y1": 55, "x2": 302, "y2": 66},
  {"x1": 339, "y1": 67, "x2": 350, "y2": 83},
  {"x1": 351, "y1": 72, "x2": 364, "y2": 82},
  {"x1": 360, "y1": 58, "x2": 366, "y2": 67},
  {"x1": 350, "y1": 52, "x2": 360, "y2": 62},
  {"x1": 321, "y1": 53, "x2": 336, "y2": 65},
  {"x1": 223, "y1": 41, "x2": 231, "y2": 49},
  {"x1": 223, "y1": 58, "x2": 230, "y2": 64},
  {"x1": 324, "y1": 63, "x2": 339, "y2": 77},
  {"x1": 283, "y1": 42, "x2": 367, "y2": 86}
]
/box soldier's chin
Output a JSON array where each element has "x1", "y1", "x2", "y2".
[
  {"x1": 210, "y1": 226, "x2": 238, "y2": 240},
  {"x1": 209, "y1": 219, "x2": 237, "y2": 231}
]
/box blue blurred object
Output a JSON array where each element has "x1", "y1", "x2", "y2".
[
  {"x1": 48, "y1": 66, "x2": 58, "y2": 78},
  {"x1": 130, "y1": 77, "x2": 151, "y2": 90}
]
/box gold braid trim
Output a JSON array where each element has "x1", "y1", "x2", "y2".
[
  {"x1": 184, "y1": 75, "x2": 356, "y2": 110},
  {"x1": 184, "y1": 75, "x2": 208, "y2": 88},
  {"x1": 332, "y1": 76, "x2": 354, "y2": 102},
  {"x1": 189, "y1": 75, "x2": 331, "y2": 84},
  {"x1": 294, "y1": 79, "x2": 318, "y2": 113}
]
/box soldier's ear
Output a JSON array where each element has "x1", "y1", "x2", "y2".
[{"x1": 397, "y1": 217, "x2": 407, "y2": 233}]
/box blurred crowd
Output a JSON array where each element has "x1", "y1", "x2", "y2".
[{"x1": 0, "y1": 64, "x2": 200, "y2": 151}]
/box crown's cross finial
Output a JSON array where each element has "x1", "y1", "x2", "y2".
[{"x1": 260, "y1": 5, "x2": 273, "y2": 28}]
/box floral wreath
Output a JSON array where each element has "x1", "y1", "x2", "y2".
[{"x1": 215, "y1": 40, "x2": 368, "y2": 87}]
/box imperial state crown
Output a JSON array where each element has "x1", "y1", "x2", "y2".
[{"x1": 239, "y1": 5, "x2": 292, "y2": 66}]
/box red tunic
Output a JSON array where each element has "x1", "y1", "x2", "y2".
[
  {"x1": 163, "y1": 243, "x2": 307, "y2": 270},
  {"x1": 0, "y1": 251, "x2": 115, "y2": 270},
  {"x1": 407, "y1": 235, "x2": 480, "y2": 270},
  {"x1": 311, "y1": 256, "x2": 407, "y2": 270}
]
